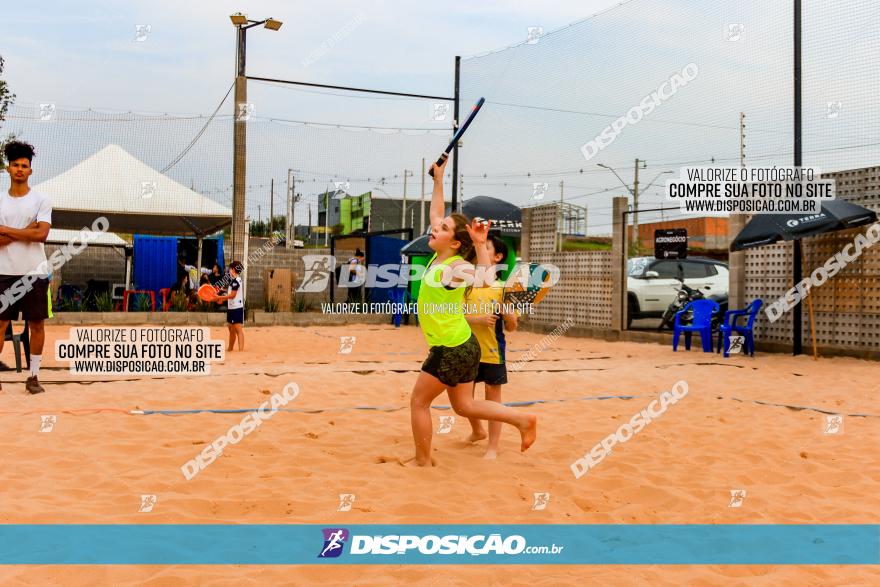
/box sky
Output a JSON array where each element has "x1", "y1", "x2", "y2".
[
  {"x1": 2, "y1": 0, "x2": 878, "y2": 235},
  {"x1": 2, "y1": 0, "x2": 618, "y2": 114}
]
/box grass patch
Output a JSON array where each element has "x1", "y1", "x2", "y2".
[{"x1": 562, "y1": 240, "x2": 612, "y2": 252}]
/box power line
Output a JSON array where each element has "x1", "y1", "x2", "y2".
[
  {"x1": 161, "y1": 81, "x2": 235, "y2": 173},
  {"x1": 484, "y1": 100, "x2": 790, "y2": 135}
]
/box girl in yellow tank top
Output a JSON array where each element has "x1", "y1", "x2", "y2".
[{"x1": 407, "y1": 158, "x2": 536, "y2": 467}]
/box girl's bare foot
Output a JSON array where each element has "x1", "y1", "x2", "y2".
[
  {"x1": 518, "y1": 414, "x2": 538, "y2": 452},
  {"x1": 467, "y1": 430, "x2": 487, "y2": 443},
  {"x1": 483, "y1": 448, "x2": 498, "y2": 460},
  {"x1": 400, "y1": 456, "x2": 437, "y2": 467}
]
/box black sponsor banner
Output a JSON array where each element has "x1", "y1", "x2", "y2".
[{"x1": 654, "y1": 229, "x2": 688, "y2": 259}]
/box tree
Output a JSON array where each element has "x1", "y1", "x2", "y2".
[
  {"x1": 249, "y1": 215, "x2": 287, "y2": 237},
  {"x1": 0, "y1": 55, "x2": 16, "y2": 171}
]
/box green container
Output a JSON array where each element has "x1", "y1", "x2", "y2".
[{"x1": 407, "y1": 254, "x2": 431, "y2": 301}]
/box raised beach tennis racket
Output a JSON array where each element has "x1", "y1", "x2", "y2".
[
  {"x1": 428, "y1": 97, "x2": 486, "y2": 177},
  {"x1": 502, "y1": 263, "x2": 554, "y2": 306},
  {"x1": 197, "y1": 284, "x2": 220, "y2": 302}
]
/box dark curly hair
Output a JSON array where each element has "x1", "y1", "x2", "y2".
[{"x1": 3, "y1": 140, "x2": 36, "y2": 165}]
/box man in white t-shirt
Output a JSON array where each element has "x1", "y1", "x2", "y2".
[{"x1": 0, "y1": 141, "x2": 52, "y2": 394}]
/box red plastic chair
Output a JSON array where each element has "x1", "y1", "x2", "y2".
[{"x1": 159, "y1": 288, "x2": 172, "y2": 311}]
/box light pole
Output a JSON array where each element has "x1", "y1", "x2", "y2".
[
  {"x1": 598, "y1": 163, "x2": 671, "y2": 254},
  {"x1": 230, "y1": 12, "x2": 282, "y2": 264},
  {"x1": 641, "y1": 170, "x2": 674, "y2": 220}
]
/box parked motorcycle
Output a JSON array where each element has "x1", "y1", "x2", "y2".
[{"x1": 658, "y1": 281, "x2": 728, "y2": 331}]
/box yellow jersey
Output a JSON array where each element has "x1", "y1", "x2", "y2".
[{"x1": 463, "y1": 283, "x2": 506, "y2": 364}]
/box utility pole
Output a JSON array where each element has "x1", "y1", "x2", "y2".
[
  {"x1": 257, "y1": 205, "x2": 261, "y2": 236},
  {"x1": 295, "y1": 193, "x2": 301, "y2": 243},
  {"x1": 558, "y1": 179, "x2": 564, "y2": 252},
  {"x1": 728, "y1": 112, "x2": 748, "y2": 313},
  {"x1": 230, "y1": 14, "x2": 282, "y2": 262},
  {"x1": 269, "y1": 178, "x2": 274, "y2": 236},
  {"x1": 420, "y1": 157, "x2": 426, "y2": 235},
  {"x1": 401, "y1": 169, "x2": 412, "y2": 229},
  {"x1": 308, "y1": 203, "x2": 312, "y2": 245},
  {"x1": 286, "y1": 169, "x2": 293, "y2": 248},
  {"x1": 232, "y1": 31, "x2": 248, "y2": 265},
  {"x1": 324, "y1": 189, "x2": 329, "y2": 246},
  {"x1": 632, "y1": 159, "x2": 645, "y2": 255}
]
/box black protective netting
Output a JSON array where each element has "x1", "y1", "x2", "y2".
[{"x1": 459, "y1": 0, "x2": 879, "y2": 233}]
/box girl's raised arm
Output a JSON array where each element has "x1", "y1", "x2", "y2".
[{"x1": 427, "y1": 158, "x2": 449, "y2": 228}]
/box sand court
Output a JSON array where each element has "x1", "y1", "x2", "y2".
[{"x1": 0, "y1": 324, "x2": 878, "y2": 584}]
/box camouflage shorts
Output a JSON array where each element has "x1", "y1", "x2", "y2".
[{"x1": 421, "y1": 334, "x2": 481, "y2": 387}]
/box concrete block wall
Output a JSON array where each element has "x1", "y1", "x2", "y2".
[
  {"x1": 521, "y1": 203, "x2": 614, "y2": 330},
  {"x1": 742, "y1": 166, "x2": 880, "y2": 355},
  {"x1": 45, "y1": 244, "x2": 127, "y2": 290},
  {"x1": 224, "y1": 238, "x2": 332, "y2": 309}
]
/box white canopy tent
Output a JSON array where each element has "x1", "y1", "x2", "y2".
[
  {"x1": 34, "y1": 144, "x2": 232, "y2": 236},
  {"x1": 46, "y1": 228, "x2": 128, "y2": 247},
  {"x1": 35, "y1": 144, "x2": 233, "y2": 289}
]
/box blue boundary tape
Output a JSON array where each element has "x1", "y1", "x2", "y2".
[
  {"x1": 133, "y1": 394, "x2": 642, "y2": 415},
  {"x1": 130, "y1": 394, "x2": 880, "y2": 418}
]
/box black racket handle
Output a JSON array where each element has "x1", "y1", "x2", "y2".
[{"x1": 427, "y1": 152, "x2": 449, "y2": 178}]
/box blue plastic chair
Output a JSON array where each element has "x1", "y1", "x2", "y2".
[
  {"x1": 389, "y1": 287, "x2": 405, "y2": 328},
  {"x1": 717, "y1": 299, "x2": 763, "y2": 358},
  {"x1": 672, "y1": 299, "x2": 719, "y2": 353}
]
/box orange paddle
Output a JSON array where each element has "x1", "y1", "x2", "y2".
[{"x1": 197, "y1": 283, "x2": 220, "y2": 302}]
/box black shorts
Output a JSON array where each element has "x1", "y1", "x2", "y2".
[
  {"x1": 474, "y1": 362, "x2": 508, "y2": 385},
  {"x1": 0, "y1": 275, "x2": 50, "y2": 321},
  {"x1": 421, "y1": 334, "x2": 481, "y2": 387},
  {"x1": 226, "y1": 307, "x2": 244, "y2": 324}
]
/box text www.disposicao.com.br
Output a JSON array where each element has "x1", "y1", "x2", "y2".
[{"x1": 72, "y1": 360, "x2": 207, "y2": 373}]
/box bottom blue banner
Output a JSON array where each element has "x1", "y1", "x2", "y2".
[{"x1": 0, "y1": 525, "x2": 877, "y2": 564}]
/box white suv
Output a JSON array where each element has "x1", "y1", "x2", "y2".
[{"x1": 626, "y1": 257, "x2": 729, "y2": 327}]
